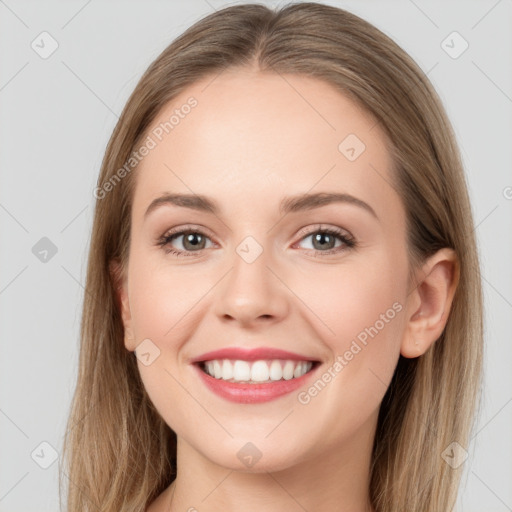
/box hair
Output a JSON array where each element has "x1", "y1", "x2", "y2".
[{"x1": 60, "y1": 2, "x2": 484, "y2": 511}]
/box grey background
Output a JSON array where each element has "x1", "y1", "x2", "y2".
[{"x1": 0, "y1": 1, "x2": 511, "y2": 510}]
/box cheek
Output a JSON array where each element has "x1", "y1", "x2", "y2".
[
  {"x1": 294, "y1": 257, "x2": 408, "y2": 456},
  {"x1": 126, "y1": 253, "x2": 206, "y2": 433},
  {"x1": 293, "y1": 252, "x2": 405, "y2": 352},
  {"x1": 292, "y1": 250, "x2": 406, "y2": 411},
  {"x1": 127, "y1": 250, "x2": 210, "y2": 347}
]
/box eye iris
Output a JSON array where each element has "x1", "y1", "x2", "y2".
[
  {"x1": 183, "y1": 232, "x2": 205, "y2": 251},
  {"x1": 313, "y1": 232, "x2": 335, "y2": 250}
]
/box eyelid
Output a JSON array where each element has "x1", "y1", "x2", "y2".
[
  {"x1": 161, "y1": 223, "x2": 217, "y2": 240},
  {"x1": 294, "y1": 224, "x2": 353, "y2": 241}
]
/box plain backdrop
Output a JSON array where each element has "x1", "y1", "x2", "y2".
[{"x1": 1, "y1": 1, "x2": 511, "y2": 511}]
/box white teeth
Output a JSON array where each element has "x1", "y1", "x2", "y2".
[
  {"x1": 293, "y1": 362, "x2": 303, "y2": 379},
  {"x1": 213, "y1": 360, "x2": 222, "y2": 379},
  {"x1": 251, "y1": 360, "x2": 270, "y2": 382},
  {"x1": 221, "y1": 360, "x2": 233, "y2": 380},
  {"x1": 269, "y1": 360, "x2": 282, "y2": 381},
  {"x1": 282, "y1": 360, "x2": 295, "y2": 380},
  {"x1": 233, "y1": 360, "x2": 251, "y2": 381},
  {"x1": 202, "y1": 359, "x2": 314, "y2": 383}
]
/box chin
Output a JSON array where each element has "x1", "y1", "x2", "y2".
[{"x1": 192, "y1": 436, "x2": 309, "y2": 474}]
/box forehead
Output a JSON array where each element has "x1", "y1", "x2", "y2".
[{"x1": 132, "y1": 69, "x2": 398, "y2": 222}]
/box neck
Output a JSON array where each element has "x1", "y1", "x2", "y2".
[{"x1": 165, "y1": 412, "x2": 378, "y2": 512}]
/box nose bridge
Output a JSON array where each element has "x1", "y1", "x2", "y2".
[{"x1": 214, "y1": 234, "x2": 288, "y2": 325}]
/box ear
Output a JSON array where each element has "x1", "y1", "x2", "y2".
[
  {"x1": 109, "y1": 259, "x2": 136, "y2": 352},
  {"x1": 400, "y1": 248, "x2": 459, "y2": 358}
]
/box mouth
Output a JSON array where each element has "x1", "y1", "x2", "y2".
[
  {"x1": 190, "y1": 347, "x2": 322, "y2": 403},
  {"x1": 197, "y1": 358, "x2": 319, "y2": 383}
]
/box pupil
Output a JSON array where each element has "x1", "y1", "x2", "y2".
[
  {"x1": 184, "y1": 233, "x2": 204, "y2": 250},
  {"x1": 314, "y1": 233, "x2": 333, "y2": 250}
]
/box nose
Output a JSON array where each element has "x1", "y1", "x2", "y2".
[{"x1": 214, "y1": 244, "x2": 290, "y2": 328}]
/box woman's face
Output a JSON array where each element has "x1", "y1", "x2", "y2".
[{"x1": 117, "y1": 68, "x2": 413, "y2": 471}]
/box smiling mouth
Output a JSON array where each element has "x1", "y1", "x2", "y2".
[{"x1": 198, "y1": 359, "x2": 319, "y2": 384}]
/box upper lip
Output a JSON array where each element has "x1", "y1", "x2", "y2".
[{"x1": 189, "y1": 347, "x2": 322, "y2": 364}]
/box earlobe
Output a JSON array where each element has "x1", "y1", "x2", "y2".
[
  {"x1": 109, "y1": 259, "x2": 136, "y2": 352},
  {"x1": 400, "y1": 248, "x2": 459, "y2": 358}
]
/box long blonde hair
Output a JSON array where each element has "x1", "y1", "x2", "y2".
[{"x1": 60, "y1": 3, "x2": 483, "y2": 511}]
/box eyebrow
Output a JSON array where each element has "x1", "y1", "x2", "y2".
[{"x1": 144, "y1": 191, "x2": 378, "y2": 220}]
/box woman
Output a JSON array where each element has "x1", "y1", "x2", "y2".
[{"x1": 60, "y1": 3, "x2": 483, "y2": 511}]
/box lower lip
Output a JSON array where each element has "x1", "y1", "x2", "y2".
[{"x1": 194, "y1": 363, "x2": 319, "y2": 404}]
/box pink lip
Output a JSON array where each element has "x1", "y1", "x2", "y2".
[
  {"x1": 193, "y1": 362, "x2": 320, "y2": 404},
  {"x1": 189, "y1": 347, "x2": 320, "y2": 364}
]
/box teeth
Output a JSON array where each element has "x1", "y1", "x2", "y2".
[
  {"x1": 202, "y1": 359, "x2": 314, "y2": 383},
  {"x1": 283, "y1": 360, "x2": 295, "y2": 380},
  {"x1": 293, "y1": 362, "x2": 304, "y2": 379},
  {"x1": 250, "y1": 360, "x2": 269, "y2": 382},
  {"x1": 233, "y1": 360, "x2": 251, "y2": 381},
  {"x1": 222, "y1": 359, "x2": 233, "y2": 380},
  {"x1": 269, "y1": 360, "x2": 282, "y2": 381},
  {"x1": 213, "y1": 360, "x2": 222, "y2": 379}
]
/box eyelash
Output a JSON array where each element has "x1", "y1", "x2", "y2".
[{"x1": 157, "y1": 224, "x2": 357, "y2": 258}]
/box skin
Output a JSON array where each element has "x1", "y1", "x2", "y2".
[{"x1": 112, "y1": 67, "x2": 458, "y2": 512}]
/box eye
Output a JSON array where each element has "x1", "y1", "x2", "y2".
[
  {"x1": 157, "y1": 224, "x2": 356, "y2": 258},
  {"x1": 294, "y1": 225, "x2": 356, "y2": 255},
  {"x1": 157, "y1": 227, "x2": 214, "y2": 257}
]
